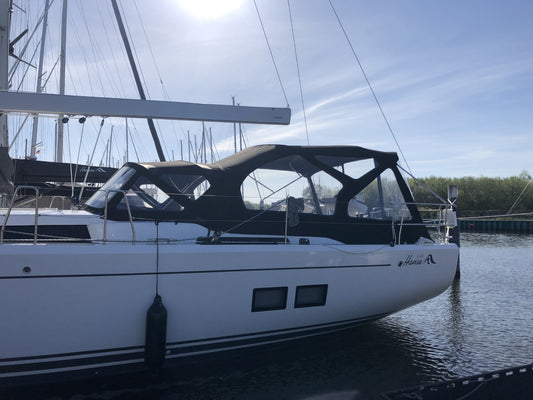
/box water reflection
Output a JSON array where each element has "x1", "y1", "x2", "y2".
[
  {"x1": 443, "y1": 279, "x2": 466, "y2": 377},
  {"x1": 461, "y1": 232, "x2": 533, "y2": 248}
]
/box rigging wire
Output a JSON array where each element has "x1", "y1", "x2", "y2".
[
  {"x1": 132, "y1": 0, "x2": 164, "y2": 93},
  {"x1": 328, "y1": 0, "x2": 412, "y2": 174},
  {"x1": 118, "y1": 0, "x2": 169, "y2": 161},
  {"x1": 398, "y1": 164, "x2": 447, "y2": 204},
  {"x1": 287, "y1": 0, "x2": 310, "y2": 145},
  {"x1": 132, "y1": 0, "x2": 185, "y2": 158},
  {"x1": 507, "y1": 179, "x2": 532, "y2": 214},
  {"x1": 8, "y1": 1, "x2": 52, "y2": 81},
  {"x1": 129, "y1": 124, "x2": 142, "y2": 162},
  {"x1": 9, "y1": 1, "x2": 58, "y2": 159},
  {"x1": 253, "y1": 0, "x2": 289, "y2": 107},
  {"x1": 73, "y1": 119, "x2": 86, "y2": 186},
  {"x1": 67, "y1": 4, "x2": 111, "y2": 164},
  {"x1": 79, "y1": 119, "x2": 105, "y2": 201},
  {"x1": 99, "y1": 0, "x2": 147, "y2": 163},
  {"x1": 131, "y1": 0, "x2": 174, "y2": 159},
  {"x1": 79, "y1": 0, "x2": 138, "y2": 167},
  {"x1": 97, "y1": 1, "x2": 129, "y2": 96},
  {"x1": 40, "y1": 55, "x2": 60, "y2": 91},
  {"x1": 14, "y1": 43, "x2": 39, "y2": 91},
  {"x1": 118, "y1": 0, "x2": 150, "y2": 100},
  {"x1": 67, "y1": 7, "x2": 96, "y2": 97},
  {"x1": 78, "y1": 3, "x2": 107, "y2": 95},
  {"x1": 66, "y1": 122, "x2": 75, "y2": 198}
]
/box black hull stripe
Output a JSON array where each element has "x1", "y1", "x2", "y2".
[
  {"x1": 2, "y1": 314, "x2": 385, "y2": 363},
  {"x1": 1, "y1": 351, "x2": 144, "y2": 374},
  {"x1": 0, "y1": 313, "x2": 387, "y2": 375},
  {"x1": 167, "y1": 314, "x2": 386, "y2": 347},
  {"x1": 0, "y1": 264, "x2": 390, "y2": 280},
  {"x1": 0, "y1": 345, "x2": 144, "y2": 363},
  {"x1": 2, "y1": 313, "x2": 389, "y2": 364},
  {"x1": 168, "y1": 315, "x2": 383, "y2": 356}
]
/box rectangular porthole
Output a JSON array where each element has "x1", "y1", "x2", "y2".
[
  {"x1": 252, "y1": 287, "x2": 288, "y2": 312},
  {"x1": 294, "y1": 284, "x2": 328, "y2": 308}
]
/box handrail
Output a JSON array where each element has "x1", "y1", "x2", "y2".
[
  {"x1": 48, "y1": 196, "x2": 66, "y2": 209},
  {"x1": 1, "y1": 186, "x2": 40, "y2": 244},
  {"x1": 391, "y1": 201, "x2": 457, "y2": 244},
  {"x1": 103, "y1": 189, "x2": 135, "y2": 244}
]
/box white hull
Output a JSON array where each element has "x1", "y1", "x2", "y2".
[
  {"x1": 0, "y1": 238, "x2": 458, "y2": 382},
  {"x1": 0, "y1": 144, "x2": 460, "y2": 384}
]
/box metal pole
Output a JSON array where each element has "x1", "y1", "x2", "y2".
[
  {"x1": 0, "y1": 0, "x2": 11, "y2": 148},
  {"x1": 30, "y1": 0, "x2": 50, "y2": 159},
  {"x1": 232, "y1": 96, "x2": 236, "y2": 153},
  {"x1": 202, "y1": 122, "x2": 206, "y2": 163},
  {"x1": 108, "y1": 125, "x2": 114, "y2": 166},
  {"x1": 125, "y1": 117, "x2": 129, "y2": 163},
  {"x1": 209, "y1": 128, "x2": 214, "y2": 163},
  {"x1": 187, "y1": 131, "x2": 190, "y2": 161},
  {"x1": 56, "y1": 0, "x2": 67, "y2": 162}
]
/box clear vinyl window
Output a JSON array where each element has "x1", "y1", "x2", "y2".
[{"x1": 241, "y1": 155, "x2": 342, "y2": 215}]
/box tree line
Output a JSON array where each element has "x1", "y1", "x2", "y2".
[{"x1": 408, "y1": 171, "x2": 533, "y2": 217}]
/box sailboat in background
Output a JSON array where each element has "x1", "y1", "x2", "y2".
[
  {"x1": 0, "y1": 0, "x2": 116, "y2": 206},
  {"x1": 0, "y1": 0, "x2": 288, "y2": 206}
]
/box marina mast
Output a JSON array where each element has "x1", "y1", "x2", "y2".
[
  {"x1": 55, "y1": 0, "x2": 67, "y2": 163},
  {"x1": 0, "y1": 0, "x2": 10, "y2": 148}
]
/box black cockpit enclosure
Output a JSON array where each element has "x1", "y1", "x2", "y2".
[{"x1": 84, "y1": 145, "x2": 429, "y2": 244}]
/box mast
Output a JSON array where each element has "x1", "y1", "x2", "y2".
[
  {"x1": 232, "y1": 96, "x2": 236, "y2": 153},
  {"x1": 30, "y1": 0, "x2": 50, "y2": 160},
  {"x1": 125, "y1": 117, "x2": 128, "y2": 163},
  {"x1": 0, "y1": 0, "x2": 10, "y2": 148},
  {"x1": 107, "y1": 125, "x2": 113, "y2": 166},
  {"x1": 110, "y1": 0, "x2": 166, "y2": 162},
  {"x1": 55, "y1": 0, "x2": 67, "y2": 162},
  {"x1": 0, "y1": 0, "x2": 13, "y2": 202}
]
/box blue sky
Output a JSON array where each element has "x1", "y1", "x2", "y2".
[{"x1": 8, "y1": 0, "x2": 533, "y2": 178}]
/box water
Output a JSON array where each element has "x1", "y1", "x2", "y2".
[{"x1": 3, "y1": 233, "x2": 532, "y2": 399}]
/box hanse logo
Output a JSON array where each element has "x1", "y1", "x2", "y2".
[{"x1": 398, "y1": 254, "x2": 436, "y2": 267}]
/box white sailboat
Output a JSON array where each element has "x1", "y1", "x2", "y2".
[
  {"x1": 0, "y1": 142, "x2": 459, "y2": 384},
  {"x1": 0, "y1": 1, "x2": 459, "y2": 386}
]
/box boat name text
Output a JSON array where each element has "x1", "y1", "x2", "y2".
[{"x1": 398, "y1": 254, "x2": 436, "y2": 267}]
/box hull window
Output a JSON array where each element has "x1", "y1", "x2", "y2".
[
  {"x1": 294, "y1": 284, "x2": 328, "y2": 308},
  {"x1": 252, "y1": 287, "x2": 288, "y2": 312}
]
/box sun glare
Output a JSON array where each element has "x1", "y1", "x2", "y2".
[{"x1": 177, "y1": 0, "x2": 244, "y2": 19}]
